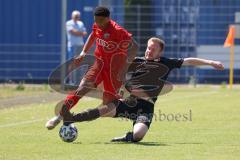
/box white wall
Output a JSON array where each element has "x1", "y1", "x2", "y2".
[{"x1": 197, "y1": 45, "x2": 240, "y2": 69}]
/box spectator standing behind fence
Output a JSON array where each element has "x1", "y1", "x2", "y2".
[{"x1": 66, "y1": 10, "x2": 87, "y2": 84}]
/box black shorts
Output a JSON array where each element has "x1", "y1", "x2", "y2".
[{"x1": 114, "y1": 97, "x2": 154, "y2": 128}]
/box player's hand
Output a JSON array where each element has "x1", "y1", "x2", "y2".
[
  {"x1": 211, "y1": 61, "x2": 224, "y2": 70},
  {"x1": 74, "y1": 51, "x2": 86, "y2": 65}
]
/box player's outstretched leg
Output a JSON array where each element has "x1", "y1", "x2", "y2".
[
  {"x1": 45, "y1": 79, "x2": 95, "y2": 130},
  {"x1": 61, "y1": 101, "x2": 117, "y2": 125},
  {"x1": 61, "y1": 105, "x2": 100, "y2": 125}
]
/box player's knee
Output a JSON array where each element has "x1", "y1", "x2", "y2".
[
  {"x1": 102, "y1": 94, "x2": 118, "y2": 105},
  {"x1": 132, "y1": 122, "x2": 149, "y2": 142},
  {"x1": 111, "y1": 99, "x2": 120, "y2": 107},
  {"x1": 80, "y1": 79, "x2": 96, "y2": 88},
  {"x1": 133, "y1": 132, "x2": 145, "y2": 142},
  {"x1": 75, "y1": 80, "x2": 95, "y2": 97}
]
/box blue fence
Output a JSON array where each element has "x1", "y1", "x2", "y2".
[{"x1": 0, "y1": 0, "x2": 239, "y2": 83}]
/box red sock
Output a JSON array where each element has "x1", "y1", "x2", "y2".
[{"x1": 64, "y1": 94, "x2": 81, "y2": 110}]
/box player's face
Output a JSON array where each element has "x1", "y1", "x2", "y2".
[
  {"x1": 145, "y1": 41, "x2": 162, "y2": 60},
  {"x1": 94, "y1": 16, "x2": 110, "y2": 29}
]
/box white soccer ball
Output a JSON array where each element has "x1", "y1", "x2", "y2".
[{"x1": 59, "y1": 124, "x2": 78, "y2": 142}]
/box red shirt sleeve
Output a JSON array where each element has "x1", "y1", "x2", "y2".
[{"x1": 119, "y1": 28, "x2": 132, "y2": 41}]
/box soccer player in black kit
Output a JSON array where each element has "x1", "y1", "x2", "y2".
[{"x1": 61, "y1": 37, "x2": 224, "y2": 142}]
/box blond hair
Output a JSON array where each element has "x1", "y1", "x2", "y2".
[{"x1": 148, "y1": 37, "x2": 165, "y2": 52}]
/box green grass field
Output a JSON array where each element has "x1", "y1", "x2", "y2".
[
  {"x1": 0, "y1": 86, "x2": 239, "y2": 160},
  {"x1": 0, "y1": 84, "x2": 49, "y2": 99}
]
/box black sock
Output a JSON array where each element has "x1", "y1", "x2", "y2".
[
  {"x1": 125, "y1": 132, "x2": 134, "y2": 142},
  {"x1": 63, "y1": 121, "x2": 73, "y2": 126},
  {"x1": 61, "y1": 105, "x2": 74, "y2": 126},
  {"x1": 72, "y1": 108, "x2": 100, "y2": 122}
]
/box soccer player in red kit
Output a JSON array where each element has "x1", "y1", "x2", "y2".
[{"x1": 46, "y1": 6, "x2": 138, "y2": 129}]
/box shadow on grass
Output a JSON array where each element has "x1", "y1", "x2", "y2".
[
  {"x1": 90, "y1": 141, "x2": 168, "y2": 146},
  {"x1": 73, "y1": 141, "x2": 202, "y2": 146},
  {"x1": 134, "y1": 142, "x2": 169, "y2": 146},
  {"x1": 72, "y1": 142, "x2": 82, "y2": 144},
  {"x1": 174, "y1": 142, "x2": 202, "y2": 145}
]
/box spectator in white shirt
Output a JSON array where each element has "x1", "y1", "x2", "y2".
[
  {"x1": 66, "y1": 10, "x2": 87, "y2": 84},
  {"x1": 66, "y1": 10, "x2": 87, "y2": 59}
]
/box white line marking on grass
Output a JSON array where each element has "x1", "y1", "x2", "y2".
[{"x1": 0, "y1": 119, "x2": 44, "y2": 128}]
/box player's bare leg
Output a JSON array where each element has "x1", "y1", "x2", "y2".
[
  {"x1": 45, "y1": 79, "x2": 96, "y2": 130},
  {"x1": 132, "y1": 123, "x2": 149, "y2": 141}
]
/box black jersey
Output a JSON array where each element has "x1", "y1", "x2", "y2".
[{"x1": 125, "y1": 57, "x2": 184, "y2": 102}]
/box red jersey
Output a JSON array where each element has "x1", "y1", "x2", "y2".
[
  {"x1": 92, "y1": 20, "x2": 132, "y2": 58},
  {"x1": 64, "y1": 20, "x2": 133, "y2": 108}
]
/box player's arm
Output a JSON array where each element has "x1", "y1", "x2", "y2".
[
  {"x1": 70, "y1": 29, "x2": 87, "y2": 36},
  {"x1": 127, "y1": 38, "x2": 138, "y2": 63},
  {"x1": 182, "y1": 57, "x2": 224, "y2": 70},
  {"x1": 118, "y1": 38, "x2": 138, "y2": 82},
  {"x1": 74, "y1": 32, "x2": 95, "y2": 63},
  {"x1": 81, "y1": 32, "x2": 95, "y2": 53},
  {"x1": 77, "y1": 32, "x2": 95, "y2": 56}
]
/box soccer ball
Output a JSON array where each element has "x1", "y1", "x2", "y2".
[{"x1": 59, "y1": 124, "x2": 78, "y2": 142}]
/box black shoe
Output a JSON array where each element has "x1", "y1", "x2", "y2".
[{"x1": 111, "y1": 132, "x2": 133, "y2": 142}]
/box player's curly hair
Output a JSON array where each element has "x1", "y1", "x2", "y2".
[{"x1": 94, "y1": 6, "x2": 110, "y2": 17}]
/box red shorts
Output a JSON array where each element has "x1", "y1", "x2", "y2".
[{"x1": 84, "y1": 53, "x2": 127, "y2": 104}]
